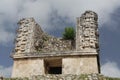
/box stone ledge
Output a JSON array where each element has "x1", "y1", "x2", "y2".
[{"x1": 11, "y1": 51, "x2": 98, "y2": 59}]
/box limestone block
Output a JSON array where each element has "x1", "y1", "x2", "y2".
[
  {"x1": 12, "y1": 59, "x2": 44, "y2": 78},
  {"x1": 62, "y1": 56, "x2": 99, "y2": 74}
]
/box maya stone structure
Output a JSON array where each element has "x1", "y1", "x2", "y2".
[{"x1": 11, "y1": 11, "x2": 100, "y2": 78}]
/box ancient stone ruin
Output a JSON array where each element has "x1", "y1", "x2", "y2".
[{"x1": 11, "y1": 11, "x2": 100, "y2": 78}]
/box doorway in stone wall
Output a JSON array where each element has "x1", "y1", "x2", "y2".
[{"x1": 44, "y1": 58, "x2": 62, "y2": 74}]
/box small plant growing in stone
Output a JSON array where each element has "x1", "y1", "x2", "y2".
[{"x1": 63, "y1": 27, "x2": 75, "y2": 40}]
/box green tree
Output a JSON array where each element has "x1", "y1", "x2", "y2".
[{"x1": 63, "y1": 27, "x2": 75, "y2": 40}]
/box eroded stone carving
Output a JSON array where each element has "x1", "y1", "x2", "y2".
[
  {"x1": 76, "y1": 11, "x2": 99, "y2": 51},
  {"x1": 13, "y1": 10, "x2": 99, "y2": 54},
  {"x1": 14, "y1": 18, "x2": 73, "y2": 54}
]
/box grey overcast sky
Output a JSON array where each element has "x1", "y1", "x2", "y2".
[{"x1": 0, "y1": 0, "x2": 120, "y2": 78}]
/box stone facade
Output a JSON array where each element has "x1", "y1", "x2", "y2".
[
  {"x1": 11, "y1": 11, "x2": 100, "y2": 78},
  {"x1": 12, "y1": 58, "x2": 44, "y2": 77},
  {"x1": 12, "y1": 52, "x2": 99, "y2": 77},
  {"x1": 76, "y1": 11, "x2": 99, "y2": 51},
  {"x1": 62, "y1": 55, "x2": 99, "y2": 74}
]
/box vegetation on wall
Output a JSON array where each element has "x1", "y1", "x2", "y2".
[
  {"x1": 2, "y1": 75, "x2": 120, "y2": 80},
  {"x1": 62, "y1": 27, "x2": 75, "y2": 40}
]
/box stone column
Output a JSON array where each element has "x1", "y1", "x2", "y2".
[
  {"x1": 76, "y1": 11, "x2": 99, "y2": 52},
  {"x1": 14, "y1": 18, "x2": 43, "y2": 54}
]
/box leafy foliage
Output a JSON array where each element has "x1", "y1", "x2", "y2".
[{"x1": 63, "y1": 27, "x2": 75, "y2": 40}]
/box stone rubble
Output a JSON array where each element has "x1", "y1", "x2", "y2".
[
  {"x1": 14, "y1": 18, "x2": 74, "y2": 54},
  {"x1": 2, "y1": 74, "x2": 109, "y2": 80}
]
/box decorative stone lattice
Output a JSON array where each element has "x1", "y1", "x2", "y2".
[
  {"x1": 14, "y1": 18, "x2": 41, "y2": 54},
  {"x1": 76, "y1": 11, "x2": 99, "y2": 52}
]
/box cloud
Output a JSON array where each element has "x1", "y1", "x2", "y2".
[
  {"x1": 0, "y1": 65, "x2": 12, "y2": 77},
  {"x1": 0, "y1": 0, "x2": 120, "y2": 44},
  {"x1": 0, "y1": 27, "x2": 14, "y2": 44},
  {"x1": 48, "y1": 0, "x2": 120, "y2": 25},
  {"x1": 101, "y1": 61, "x2": 120, "y2": 78}
]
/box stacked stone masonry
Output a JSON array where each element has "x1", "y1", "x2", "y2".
[
  {"x1": 14, "y1": 18, "x2": 73, "y2": 54},
  {"x1": 12, "y1": 10, "x2": 100, "y2": 78},
  {"x1": 76, "y1": 11, "x2": 99, "y2": 51},
  {"x1": 14, "y1": 11, "x2": 99, "y2": 54}
]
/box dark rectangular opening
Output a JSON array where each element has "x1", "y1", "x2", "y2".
[
  {"x1": 48, "y1": 67, "x2": 62, "y2": 74},
  {"x1": 44, "y1": 59, "x2": 62, "y2": 74}
]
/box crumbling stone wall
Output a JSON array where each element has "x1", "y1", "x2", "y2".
[
  {"x1": 33, "y1": 24, "x2": 74, "y2": 52},
  {"x1": 14, "y1": 18, "x2": 73, "y2": 54},
  {"x1": 34, "y1": 34, "x2": 73, "y2": 52},
  {"x1": 14, "y1": 10, "x2": 99, "y2": 54}
]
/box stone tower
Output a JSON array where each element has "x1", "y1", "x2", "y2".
[
  {"x1": 11, "y1": 11, "x2": 100, "y2": 78},
  {"x1": 76, "y1": 11, "x2": 99, "y2": 51},
  {"x1": 15, "y1": 18, "x2": 43, "y2": 54}
]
